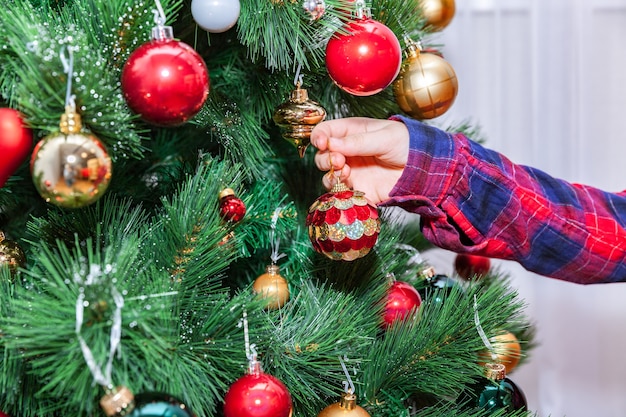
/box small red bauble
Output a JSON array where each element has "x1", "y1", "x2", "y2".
[
  {"x1": 121, "y1": 38, "x2": 209, "y2": 126},
  {"x1": 306, "y1": 183, "x2": 380, "y2": 261},
  {"x1": 382, "y1": 280, "x2": 422, "y2": 328},
  {"x1": 219, "y1": 188, "x2": 246, "y2": 223},
  {"x1": 454, "y1": 253, "x2": 491, "y2": 280},
  {"x1": 0, "y1": 411, "x2": 9, "y2": 417},
  {"x1": 0, "y1": 108, "x2": 32, "y2": 187},
  {"x1": 325, "y1": 17, "x2": 402, "y2": 96},
  {"x1": 223, "y1": 370, "x2": 293, "y2": 417}
]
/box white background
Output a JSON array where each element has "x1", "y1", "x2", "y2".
[{"x1": 420, "y1": 0, "x2": 626, "y2": 416}]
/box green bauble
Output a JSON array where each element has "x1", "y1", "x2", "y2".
[{"x1": 458, "y1": 363, "x2": 527, "y2": 413}]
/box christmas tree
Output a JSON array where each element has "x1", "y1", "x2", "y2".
[{"x1": 0, "y1": 0, "x2": 535, "y2": 416}]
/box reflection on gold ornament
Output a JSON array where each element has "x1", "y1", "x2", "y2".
[
  {"x1": 30, "y1": 107, "x2": 112, "y2": 209},
  {"x1": 253, "y1": 264, "x2": 290, "y2": 309},
  {"x1": 419, "y1": 0, "x2": 456, "y2": 32},
  {"x1": 273, "y1": 82, "x2": 327, "y2": 158},
  {"x1": 478, "y1": 331, "x2": 522, "y2": 375},
  {"x1": 393, "y1": 39, "x2": 458, "y2": 120}
]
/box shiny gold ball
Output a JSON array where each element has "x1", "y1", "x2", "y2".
[
  {"x1": 419, "y1": 0, "x2": 456, "y2": 32},
  {"x1": 318, "y1": 393, "x2": 370, "y2": 417},
  {"x1": 394, "y1": 45, "x2": 458, "y2": 120},
  {"x1": 0, "y1": 232, "x2": 26, "y2": 278},
  {"x1": 478, "y1": 331, "x2": 522, "y2": 375},
  {"x1": 253, "y1": 264, "x2": 290, "y2": 310},
  {"x1": 30, "y1": 131, "x2": 112, "y2": 209}
]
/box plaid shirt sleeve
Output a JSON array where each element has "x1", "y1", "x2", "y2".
[{"x1": 380, "y1": 116, "x2": 626, "y2": 284}]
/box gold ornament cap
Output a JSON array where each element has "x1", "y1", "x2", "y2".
[
  {"x1": 339, "y1": 392, "x2": 358, "y2": 411},
  {"x1": 60, "y1": 106, "x2": 83, "y2": 134},
  {"x1": 219, "y1": 188, "x2": 236, "y2": 200},
  {"x1": 483, "y1": 362, "x2": 506, "y2": 381},
  {"x1": 99, "y1": 385, "x2": 136, "y2": 417}
]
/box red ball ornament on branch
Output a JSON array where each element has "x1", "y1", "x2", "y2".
[
  {"x1": 382, "y1": 279, "x2": 422, "y2": 328},
  {"x1": 223, "y1": 362, "x2": 293, "y2": 417},
  {"x1": 454, "y1": 253, "x2": 491, "y2": 280},
  {"x1": 325, "y1": 9, "x2": 401, "y2": 96},
  {"x1": 219, "y1": 188, "x2": 246, "y2": 223},
  {"x1": 122, "y1": 25, "x2": 209, "y2": 126},
  {"x1": 0, "y1": 108, "x2": 32, "y2": 187},
  {"x1": 306, "y1": 182, "x2": 380, "y2": 261}
]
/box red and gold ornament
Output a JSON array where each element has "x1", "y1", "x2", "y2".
[
  {"x1": 382, "y1": 279, "x2": 422, "y2": 328},
  {"x1": 253, "y1": 264, "x2": 290, "y2": 310},
  {"x1": 0, "y1": 108, "x2": 32, "y2": 188},
  {"x1": 223, "y1": 361, "x2": 292, "y2": 417},
  {"x1": 454, "y1": 253, "x2": 491, "y2": 280},
  {"x1": 306, "y1": 182, "x2": 380, "y2": 261},
  {"x1": 219, "y1": 188, "x2": 246, "y2": 223},
  {"x1": 325, "y1": 5, "x2": 401, "y2": 96},
  {"x1": 121, "y1": 25, "x2": 209, "y2": 126}
]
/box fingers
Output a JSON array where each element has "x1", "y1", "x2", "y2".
[
  {"x1": 311, "y1": 117, "x2": 407, "y2": 158},
  {"x1": 311, "y1": 117, "x2": 392, "y2": 151},
  {"x1": 322, "y1": 164, "x2": 352, "y2": 190},
  {"x1": 314, "y1": 150, "x2": 346, "y2": 171}
]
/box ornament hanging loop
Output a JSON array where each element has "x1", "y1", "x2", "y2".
[
  {"x1": 339, "y1": 355, "x2": 356, "y2": 394},
  {"x1": 59, "y1": 45, "x2": 76, "y2": 112},
  {"x1": 473, "y1": 295, "x2": 498, "y2": 362},
  {"x1": 151, "y1": 0, "x2": 174, "y2": 40}
]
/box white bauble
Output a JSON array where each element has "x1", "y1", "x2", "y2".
[{"x1": 191, "y1": 0, "x2": 241, "y2": 33}]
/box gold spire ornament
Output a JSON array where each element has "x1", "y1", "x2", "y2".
[{"x1": 273, "y1": 82, "x2": 327, "y2": 158}]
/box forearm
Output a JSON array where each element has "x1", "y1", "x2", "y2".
[{"x1": 381, "y1": 116, "x2": 626, "y2": 284}]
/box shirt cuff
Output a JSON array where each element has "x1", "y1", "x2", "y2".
[{"x1": 381, "y1": 115, "x2": 459, "y2": 209}]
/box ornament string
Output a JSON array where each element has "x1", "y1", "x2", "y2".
[
  {"x1": 75, "y1": 286, "x2": 124, "y2": 388},
  {"x1": 59, "y1": 46, "x2": 76, "y2": 112},
  {"x1": 152, "y1": 0, "x2": 167, "y2": 26},
  {"x1": 242, "y1": 309, "x2": 259, "y2": 373},
  {"x1": 339, "y1": 355, "x2": 356, "y2": 394},
  {"x1": 269, "y1": 207, "x2": 287, "y2": 264},
  {"x1": 293, "y1": 63, "x2": 304, "y2": 87},
  {"x1": 473, "y1": 294, "x2": 498, "y2": 362}
]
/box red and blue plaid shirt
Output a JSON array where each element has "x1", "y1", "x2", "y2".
[{"x1": 382, "y1": 116, "x2": 626, "y2": 284}]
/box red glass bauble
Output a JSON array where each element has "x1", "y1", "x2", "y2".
[
  {"x1": 454, "y1": 253, "x2": 491, "y2": 280},
  {"x1": 382, "y1": 281, "x2": 422, "y2": 328},
  {"x1": 306, "y1": 183, "x2": 380, "y2": 261},
  {"x1": 325, "y1": 17, "x2": 402, "y2": 96},
  {"x1": 223, "y1": 372, "x2": 292, "y2": 417},
  {"x1": 0, "y1": 411, "x2": 9, "y2": 417},
  {"x1": 0, "y1": 108, "x2": 32, "y2": 187},
  {"x1": 219, "y1": 188, "x2": 246, "y2": 223},
  {"x1": 121, "y1": 39, "x2": 209, "y2": 126}
]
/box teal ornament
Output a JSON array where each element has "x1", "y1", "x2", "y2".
[
  {"x1": 458, "y1": 363, "x2": 527, "y2": 413},
  {"x1": 418, "y1": 274, "x2": 460, "y2": 304},
  {"x1": 130, "y1": 393, "x2": 194, "y2": 417}
]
